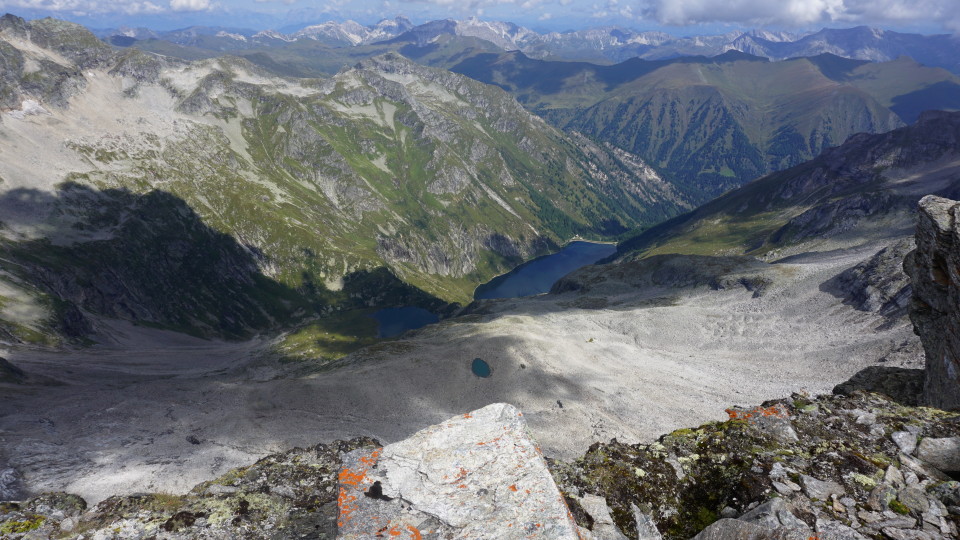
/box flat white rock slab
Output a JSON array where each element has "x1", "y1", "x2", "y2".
[{"x1": 337, "y1": 403, "x2": 581, "y2": 539}]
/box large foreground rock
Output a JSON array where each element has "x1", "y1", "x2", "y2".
[
  {"x1": 337, "y1": 403, "x2": 581, "y2": 539},
  {"x1": 905, "y1": 195, "x2": 960, "y2": 410}
]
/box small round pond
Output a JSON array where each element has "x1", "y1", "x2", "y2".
[{"x1": 471, "y1": 358, "x2": 492, "y2": 378}]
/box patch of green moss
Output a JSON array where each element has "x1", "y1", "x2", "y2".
[
  {"x1": 889, "y1": 499, "x2": 910, "y2": 515},
  {"x1": 145, "y1": 493, "x2": 188, "y2": 513},
  {"x1": 692, "y1": 507, "x2": 719, "y2": 531},
  {"x1": 0, "y1": 515, "x2": 45, "y2": 534}
]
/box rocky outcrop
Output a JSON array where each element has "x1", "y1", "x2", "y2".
[
  {"x1": 4, "y1": 393, "x2": 960, "y2": 539},
  {"x1": 0, "y1": 438, "x2": 376, "y2": 538},
  {"x1": 0, "y1": 14, "x2": 113, "y2": 111},
  {"x1": 551, "y1": 391, "x2": 960, "y2": 540},
  {"x1": 0, "y1": 405, "x2": 590, "y2": 539},
  {"x1": 825, "y1": 239, "x2": 914, "y2": 323},
  {"x1": 905, "y1": 195, "x2": 960, "y2": 410}
]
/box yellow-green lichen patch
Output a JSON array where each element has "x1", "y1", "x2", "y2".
[{"x1": 0, "y1": 515, "x2": 45, "y2": 534}]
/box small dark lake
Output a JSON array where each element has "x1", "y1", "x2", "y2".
[
  {"x1": 474, "y1": 241, "x2": 616, "y2": 300},
  {"x1": 471, "y1": 358, "x2": 491, "y2": 378},
  {"x1": 370, "y1": 307, "x2": 439, "y2": 338}
]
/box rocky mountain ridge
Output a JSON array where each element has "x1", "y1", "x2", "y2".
[
  {"x1": 109, "y1": 18, "x2": 960, "y2": 73},
  {"x1": 614, "y1": 110, "x2": 960, "y2": 261},
  {"x1": 452, "y1": 51, "x2": 960, "y2": 202},
  {"x1": 0, "y1": 14, "x2": 681, "y2": 344},
  {"x1": 86, "y1": 14, "x2": 960, "y2": 205}
]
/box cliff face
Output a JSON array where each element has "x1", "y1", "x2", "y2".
[{"x1": 906, "y1": 195, "x2": 960, "y2": 410}]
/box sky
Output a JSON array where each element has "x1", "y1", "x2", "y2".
[{"x1": 0, "y1": 0, "x2": 957, "y2": 34}]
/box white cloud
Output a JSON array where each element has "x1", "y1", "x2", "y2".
[
  {"x1": 538, "y1": 11, "x2": 551, "y2": 19},
  {"x1": 388, "y1": 0, "x2": 956, "y2": 31},
  {"x1": 169, "y1": 0, "x2": 209, "y2": 11},
  {"x1": 640, "y1": 0, "x2": 960, "y2": 29}
]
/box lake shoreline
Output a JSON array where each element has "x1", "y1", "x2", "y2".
[{"x1": 473, "y1": 240, "x2": 617, "y2": 300}]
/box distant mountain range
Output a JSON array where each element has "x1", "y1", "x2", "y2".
[
  {"x1": 86, "y1": 16, "x2": 960, "y2": 206},
  {"x1": 96, "y1": 17, "x2": 960, "y2": 73},
  {"x1": 453, "y1": 50, "x2": 960, "y2": 202}
]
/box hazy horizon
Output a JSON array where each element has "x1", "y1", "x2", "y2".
[{"x1": 0, "y1": 0, "x2": 957, "y2": 36}]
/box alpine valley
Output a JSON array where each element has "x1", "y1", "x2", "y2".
[{"x1": 2, "y1": 10, "x2": 960, "y2": 540}]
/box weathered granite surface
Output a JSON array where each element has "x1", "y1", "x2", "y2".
[
  {"x1": 337, "y1": 403, "x2": 581, "y2": 539},
  {"x1": 905, "y1": 195, "x2": 960, "y2": 410}
]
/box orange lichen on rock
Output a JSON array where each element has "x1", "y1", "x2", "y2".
[
  {"x1": 359, "y1": 448, "x2": 382, "y2": 466},
  {"x1": 338, "y1": 467, "x2": 368, "y2": 487},
  {"x1": 337, "y1": 404, "x2": 582, "y2": 539},
  {"x1": 337, "y1": 487, "x2": 358, "y2": 528},
  {"x1": 726, "y1": 404, "x2": 789, "y2": 421},
  {"x1": 336, "y1": 446, "x2": 383, "y2": 529}
]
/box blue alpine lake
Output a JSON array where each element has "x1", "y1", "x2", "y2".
[
  {"x1": 370, "y1": 241, "x2": 616, "y2": 337},
  {"x1": 473, "y1": 241, "x2": 617, "y2": 300},
  {"x1": 370, "y1": 307, "x2": 439, "y2": 338}
]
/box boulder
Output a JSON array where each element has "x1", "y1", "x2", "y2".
[
  {"x1": 579, "y1": 494, "x2": 629, "y2": 540},
  {"x1": 916, "y1": 437, "x2": 960, "y2": 472},
  {"x1": 897, "y1": 487, "x2": 930, "y2": 513},
  {"x1": 892, "y1": 431, "x2": 918, "y2": 455},
  {"x1": 816, "y1": 518, "x2": 871, "y2": 540},
  {"x1": 800, "y1": 475, "x2": 846, "y2": 501},
  {"x1": 692, "y1": 519, "x2": 773, "y2": 540},
  {"x1": 337, "y1": 403, "x2": 581, "y2": 539},
  {"x1": 739, "y1": 499, "x2": 809, "y2": 531}
]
